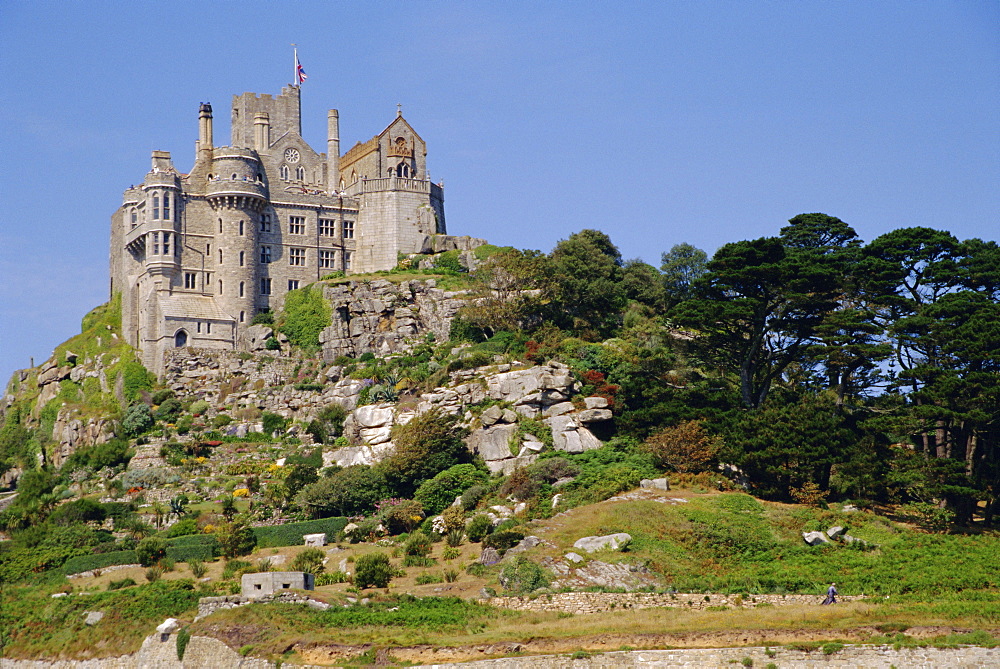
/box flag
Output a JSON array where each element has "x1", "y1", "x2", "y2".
[{"x1": 295, "y1": 50, "x2": 307, "y2": 85}]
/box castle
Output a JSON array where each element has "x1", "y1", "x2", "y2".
[{"x1": 110, "y1": 85, "x2": 447, "y2": 373}]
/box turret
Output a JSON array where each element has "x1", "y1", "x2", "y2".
[
  {"x1": 198, "y1": 103, "x2": 214, "y2": 159},
  {"x1": 327, "y1": 109, "x2": 340, "y2": 192}
]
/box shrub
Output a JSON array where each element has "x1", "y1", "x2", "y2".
[
  {"x1": 261, "y1": 411, "x2": 287, "y2": 437},
  {"x1": 404, "y1": 532, "x2": 433, "y2": 558},
  {"x1": 498, "y1": 556, "x2": 550, "y2": 593},
  {"x1": 145, "y1": 566, "x2": 163, "y2": 582},
  {"x1": 444, "y1": 568, "x2": 459, "y2": 583},
  {"x1": 378, "y1": 499, "x2": 425, "y2": 535},
  {"x1": 290, "y1": 547, "x2": 326, "y2": 574},
  {"x1": 154, "y1": 398, "x2": 183, "y2": 422},
  {"x1": 379, "y1": 408, "x2": 471, "y2": 498},
  {"x1": 189, "y1": 400, "x2": 210, "y2": 416},
  {"x1": 215, "y1": 521, "x2": 257, "y2": 558},
  {"x1": 166, "y1": 518, "x2": 199, "y2": 538},
  {"x1": 316, "y1": 571, "x2": 350, "y2": 585},
  {"x1": 414, "y1": 464, "x2": 490, "y2": 515},
  {"x1": 441, "y1": 506, "x2": 466, "y2": 534},
  {"x1": 483, "y1": 529, "x2": 524, "y2": 552},
  {"x1": 416, "y1": 572, "x2": 443, "y2": 585},
  {"x1": 122, "y1": 403, "x2": 154, "y2": 437},
  {"x1": 176, "y1": 627, "x2": 191, "y2": 661},
  {"x1": 188, "y1": 560, "x2": 207, "y2": 578},
  {"x1": 62, "y1": 550, "x2": 139, "y2": 575},
  {"x1": 165, "y1": 544, "x2": 215, "y2": 563},
  {"x1": 250, "y1": 311, "x2": 274, "y2": 325},
  {"x1": 136, "y1": 537, "x2": 167, "y2": 567},
  {"x1": 460, "y1": 483, "x2": 488, "y2": 511},
  {"x1": 466, "y1": 515, "x2": 492, "y2": 543},
  {"x1": 499, "y1": 468, "x2": 541, "y2": 501},
  {"x1": 107, "y1": 577, "x2": 137, "y2": 591},
  {"x1": 354, "y1": 553, "x2": 393, "y2": 589},
  {"x1": 295, "y1": 468, "x2": 388, "y2": 518},
  {"x1": 280, "y1": 284, "x2": 332, "y2": 351}
]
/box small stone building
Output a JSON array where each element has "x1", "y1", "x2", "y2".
[{"x1": 241, "y1": 571, "x2": 315, "y2": 599}]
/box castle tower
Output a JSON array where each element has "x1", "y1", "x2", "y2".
[{"x1": 206, "y1": 149, "x2": 267, "y2": 326}]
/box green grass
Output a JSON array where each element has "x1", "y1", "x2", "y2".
[{"x1": 1, "y1": 580, "x2": 211, "y2": 659}]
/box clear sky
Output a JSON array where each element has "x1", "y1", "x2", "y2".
[{"x1": 1, "y1": 1, "x2": 997, "y2": 385}]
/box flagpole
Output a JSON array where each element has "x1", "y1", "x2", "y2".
[{"x1": 292, "y1": 44, "x2": 298, "y2": 87}]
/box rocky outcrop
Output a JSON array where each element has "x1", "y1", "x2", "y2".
[
  {"x1": 319, "y1": 279, "x2": 467, "y2": 361},
  {"x1": 49, "y1": 411, "x2": 115, "y2": 468}
]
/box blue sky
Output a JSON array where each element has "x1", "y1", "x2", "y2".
[{"x1": 1, "y1": 1, "x2": 997, "y2": 384}]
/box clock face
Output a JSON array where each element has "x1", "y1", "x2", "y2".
[{"x1": 284, "y1": 148, "x2": 301, "y2": 164}]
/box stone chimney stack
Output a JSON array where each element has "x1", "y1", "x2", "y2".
[
  {"x1": 253, "y1": 112, "x2": 270, "y2": 152},
  {"x1": 327, "y1": 109, "x2": 340, "y2": 192},
  {"x1": 198, "y1": 103, "x2": 214, "y2": 158}
]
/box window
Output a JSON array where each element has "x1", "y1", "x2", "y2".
[
  {"x1": 343, "y1": 220, "x2": 355, "y2": 239},
  {"x1": 240, "y1": 311, "x2": 245, "y2": 323},
  {"x1": 163, "y1": 193, "x2": 170, "y2": 221},
  {"x1": 288, "y1": 279, "x2": 299, "y2": 291},
  {"x1": 218, "y1": 280, "x2": 223, "y2": 295},
  {"x1": 318, "y1": 218, "x2": 335, "y2": 236},
  {"x1": 196, "y1": 322, "x2": 201, "y2": 333},
  {"x1": 289, "y1": 247, "x2": 306, "y2": 266},
  {"x1": 239, "y1": 251, "x2": 245, "y2": 267},
  {"x1": 344, "y1": 251, "x2": 352, "y2": 271},
  {"x1": 239, "y1": 281, "x2": 244, "y2": 297},
  {"x1": 152, "y1": 232, "x2": 159, "y2": 254},
  {"x1": 184, "y1": 272, "x2": 196, "y2": 289},
  {"x1": 130, "y1": 209, "x2": 137, "y2": 229},
  {"x1": 260, "y1": 277, "x2": 272, "y2": 295},
  {"x1": 205, "y1": 272, "x2": 212, "y2": 287},
  {"x1": 295, "y1": 166, "x2": 305, "y2": 181},
  {"x1": 219, "y1": 219, "x2": 223, "y2": 233},
  {"x1": 206, "y1": 243, "x2": 211, "y2": 255},
  {"x1": 260, "y1": 214, "x2": 271, "y2": 233},
  {"x1": 239, "y1": 220, "x2": 244, "y2": 236},
  {"x1": 319, "y1": 249, "x2": 335, "y2": 269},
  {"x1": 162, "y1": 233, "x2": 170, "y2": 256},
  {"x1": 207, "y1": 322, "x2": 212, "y2": 334},
  {"x1": 152, "y1": 195, "x2": 160, "y2": 220},
  {"x1": 289, "y1": 216, "x2": 305, "y2": 234},
  {"x1": 260, "y1": 246, "x2": 271, "y2": 264},
  {"x1": 280, "y1": 164, "x2": 289, "y2": 180},
  {"x1": 231, "y1": 173, "x2": 238, "y2": 180},
  {"x1": 254, "y1": 583, "x2": 261, "y2": 591},
  {"x1": 218, "y1": 249, "x2": 223, "y2": 264},
  {"x1": 174, "y1": 330, "x2": 187, "y2": 347}
]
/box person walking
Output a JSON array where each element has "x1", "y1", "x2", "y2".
[{"x1": 821, "y1": 582, "x2": 838, "y2": 605}]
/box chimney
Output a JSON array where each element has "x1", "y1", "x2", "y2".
[
  {"x1": 254, "y1": 112, "x2": 270, "y2": 152},
  {"x1": 198, "y1": 103, "x2": 214, "y2": 159}
]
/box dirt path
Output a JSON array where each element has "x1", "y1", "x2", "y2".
[{"x1": 292, "y1": 625, "x2": 984, "y2": 665}]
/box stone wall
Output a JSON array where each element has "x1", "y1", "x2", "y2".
[
  {"x1": 486, "y1": 592, "x2": 867, "y2": 615},
  {"x1": 411, "y1": 645, "x2": 1000, "y2": 668},
  {"x1": 195, "y1": 591, "x2": 330, "y2": 621}
]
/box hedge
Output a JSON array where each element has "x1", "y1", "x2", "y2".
[
  {"x1": 166, "y1": 534, "x2": 219, "y2": 548},
  {"x1": 165, "y1": 544, "x2": 215, "y2": 563},
  {"x1": 253, "y1": 517, "x2": 348, "y2": 548},
  {"x1": 63, "y1": 550, "x2": 138, "y2": 574}
]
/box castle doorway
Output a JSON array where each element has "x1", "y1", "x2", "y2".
[{"x1": 174, "y1": 330, "x2": 188, "y2": 347}]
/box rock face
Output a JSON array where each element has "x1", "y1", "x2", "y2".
[
  {"x1": 319, "y1": 279, "x2": 466, "y2": 361},
  {"x1": 573, "y1": 533, "x2": 632, "y2": 553}
]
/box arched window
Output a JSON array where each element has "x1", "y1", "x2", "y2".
[
  {"x1": 163, "y1": 193, "x2": 171, "y2": 221},
  {"x1": 231, "y1": 173, "x2": 238, "y2": 180},
  {"x1": 174, "y1": 330, "x2": 188, "y2": 347},
  {"x1": 219, "y1": 218, "x2": 223, "y2": 233},
  {"x1": 280, "y1": 164, "x2": 289, "y2": 180},
  {"x1": 296, "y1": 166, "x2": 305, "y2": 181},
  {"x1": 239, "y1": 251, "x2": 244, "y2": 267},
  {"x1": 218, "y1": 249, "x2": 223, "y2": 264},
  {"x1": 239, "y1": 220, "x2": 244, "y2": 236},
  {"x1": 152, "y1": 195, "x2": 160, "y2": 220},
  {"x1": 239, "y1": 281, "x2": 244, "y2": 297},
  {"x1": 218, "y1": 279, "x2": 223, "y2": 295}
]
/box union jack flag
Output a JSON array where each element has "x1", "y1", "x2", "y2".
[{"x1": 296, "y1": 53, "x2": 307, "y2": 85}]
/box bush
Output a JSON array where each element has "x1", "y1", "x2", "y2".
[
  {"x1": 145, "y1": 566, "x2": 163, "y2": 582},
  {"x1": 188, "y1": 560, "x2": 207, "y2": 578},
  {"x1": 261, "y1": 411, "x2": 287, "y2": 437},
  {"x1": 378, "y1": 499, "x2": 425, "y2": 535},
  {"x1": 107, "y1": 577, "x2": 137, "y2": 591},
  {"x1": 460, "y1": 483, "x2": 488, "y2": 511},
  {"x1": 165, "y1": 518, "x2": 199, "y2": 538},
  {"x1": 483, "y1": 529, "x2": 524, "y2": 552},
  {"x1": 404, "y1": 532, "x2": 433, "y2": 558},
  {"x1": 295, "y1": 468, "x2": 388, "y2": 518},
  {"x1": 165, "y1": 544, "x2": 215, "y2": 563},
  {"x1": 354, "y1": 553, "x2": 393, "y2": 589},
  {"x1": 316, "y1": 570, "x2": 349, "y2": 585},
  {"x1": 414, "y1": 464, "x2": 490, "y2": 515},
  {"x1": 290, "y1": 547, "x2": 326, "y2": 574},
  {"x1": 280, "y1": 284, "x2": 332, "y2": 351},
  {"x1": 122, "y1": 403, "x2": 154, "y2": 437},
  {"x1": 466, "y1": 515, "x2": 492, "y2": 543},
  {"x1": 136, "y1": 537, "x2": 167, "y2": 567},
  {"x1": 155, "y1": 398, "x2": 183, "y2": 422},
  {"x1": 250, "y1": 311, "x2": 274, "y2": 325},
  {"x1": 215, "y1": 522, "x2": 257, "y2": 558},
  {"x1": 189, "y1": 400, "x2": 210, "y2": 416},
  {"x1": 499, "y1": 556, "x2": 550, "y2": 593},
  {"x1": 642, "y1": 420, "x2": 722, "y2": 473}
]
